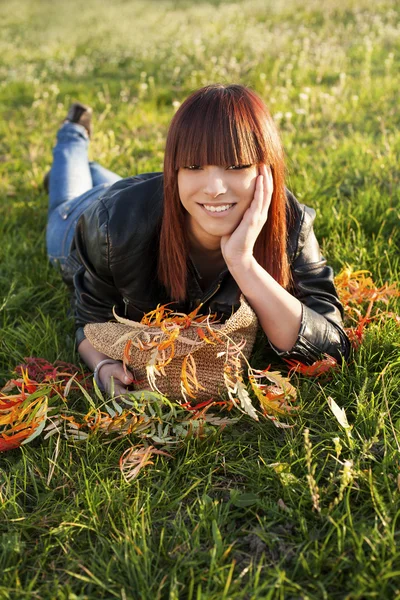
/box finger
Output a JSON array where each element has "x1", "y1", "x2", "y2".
[
  {"x1": 261, "y1": 164, "x2": 273, "y2": 213},
  {"x1": 113, "y1": 363, "x2": 134, "y2": 385},
  {"x1": 263, "y1": 164, "x2": 273, "y2": 192},
  {"x1": 114, "y1": 388, "x2": 130, "y2": 398},
  {"x1": 243, "y1": 177, "x2": 265, "y2": 231},
  {"x1": 256, "y1": 173, "x2": 265, "y2": 215},
  {"x1": 109, "y1": 380, "x2": 130, "y2": 397},
  {"x1": 250, "y1": 173, "x2": 263, "y2": 215},
  {"x1": 246, "y1": 167, "x2": 269, "y2": 231}
]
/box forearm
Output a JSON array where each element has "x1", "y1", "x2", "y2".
[
  {"x1": 228, "y1": 257, "x2": 302, "y2": 352},
  {"x1": 78, "y1": 337, "x2": 116, "y2": 371}
]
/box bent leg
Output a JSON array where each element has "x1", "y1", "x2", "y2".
[
  {"x1": 89, "y1": 161, "x2": 122, "y2": 187},
  {"x1": 49, "y1": 122, "x2": 92, "y2": 212},
  {"x1": 46, "y1": 121, "x2": 120, "y2": 270}
]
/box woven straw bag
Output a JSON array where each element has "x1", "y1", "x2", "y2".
[{"x1": 84, "y1": 295, "x2": 259, "y2": 401}]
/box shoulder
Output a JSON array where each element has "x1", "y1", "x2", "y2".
[
  {"x1": 100, "y1": 171, "x2": 164, "y2": 213},
  {"x1": 285, "y1": 189, "x2": 317, "y2": 261},
  {"x1": 75, "y1": 172, "x2": 164, "y2": 268},
  {"x1": 80, "y1": 171, "x2": 164, "y2": 251},
  {"x1": 80, "y1": 172, "x2": 163, "y2": 221}
]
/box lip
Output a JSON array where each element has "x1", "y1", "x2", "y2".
[{"x1": 199, "y1": 203, "x2": 236, "y2": 217}]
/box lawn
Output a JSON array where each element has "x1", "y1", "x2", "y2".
[{"x1": 0, "y1": 0, "x2": 399, "y2": 598}]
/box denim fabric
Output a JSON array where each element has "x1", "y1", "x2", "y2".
[{"x1": 46, "y1": 122, "x2": 122, "y2": 268}]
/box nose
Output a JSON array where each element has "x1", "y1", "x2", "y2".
[{"x1": 203, "y1": 167, "x2": 227, "y2": 199}]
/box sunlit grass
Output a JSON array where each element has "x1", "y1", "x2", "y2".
[{"x1": 0, "y1": 0, "x2": 399, "y2": 598}]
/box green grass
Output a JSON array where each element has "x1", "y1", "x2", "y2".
[{"x1": 1, "y1": 0, "x2": 400, "y2": 598}]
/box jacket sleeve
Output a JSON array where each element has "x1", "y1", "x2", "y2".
[
  {"x1": 269, "y1": 203, "x2": 351, "y2": 364},
  {"x1": 72, "y1": 198, "x2": 124, "y2": 346}
]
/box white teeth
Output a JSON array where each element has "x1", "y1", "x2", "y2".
[{"x1": 203, "y1": 204, "x2": 233, "y2": 213}]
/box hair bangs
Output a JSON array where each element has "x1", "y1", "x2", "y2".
[{"x1": 173, "y1": 96, "x2": 262, "y2": 170}]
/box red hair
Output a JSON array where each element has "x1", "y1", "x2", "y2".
[{"x1": 159, "y1": 84, "x2": 289, "y2": 301}]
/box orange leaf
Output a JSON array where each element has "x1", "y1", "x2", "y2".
[
  {"x1": 196, "y1": 328, "x2": 215, "y2": 345},
  {"x1": 284, "y1": 355, "x2": 338, "y2": 377},
  {"x1": 181, "y1": 354, "x2": 205, "y2": 400},
  {"x1": 123, "y1": 339, "x2": 132, "y2": 376},
  {"x1": 0, "y1": 429, "x2": 32, "y2": 451}
]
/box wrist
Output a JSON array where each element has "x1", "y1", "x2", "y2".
[
  {"x1": 93, "y1": 358, "x2": 120, "y2": 390},
  {"x1": 226, "y1": 253, "x2": 257, "y2": 275},
  {"x1": 78, "y1": 338, "x2": 112, "y2": 372},
  {"x1": 228, "y1": 257, "x2": 275, "y2": 298}
]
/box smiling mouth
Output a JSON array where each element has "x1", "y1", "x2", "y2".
[{"x1": 201, "y1": 203, "x2": 234, "y2": 213}]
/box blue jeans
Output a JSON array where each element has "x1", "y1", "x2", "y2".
[{"x1": 46, "y1": 122, "x2": 122, "y2": 268}]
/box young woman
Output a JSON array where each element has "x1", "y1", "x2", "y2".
[{"x1": 46, "y1": 84, "x2": 350, "y2": 396}]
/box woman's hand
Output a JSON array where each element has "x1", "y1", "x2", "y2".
[
  {"x1": 97, "y1": 361, "x2": 135, "y2": 397},
  {"x1": 220, "y1": 164, "x2": 273, "y2": 267}
]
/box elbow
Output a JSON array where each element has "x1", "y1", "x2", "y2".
[
  {"x1": 330, "y1": 326, "x2": 352, "y2": 364},
  {"x1": 269, "y1": 305, "x2": 352, "y2": 366}
]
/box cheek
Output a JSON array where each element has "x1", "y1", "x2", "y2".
[
  {"x1": 241, "y1": 175, "x2": 257, "y2": 204},
  {"x1": 179, "y1": 186, "x2": 202, "y2": 216},
  {"x1": 177, "y1": 174, "x2": 193, "y2": 205},
  {"x1": 178, "y1": 188, "x2": 192, "y2": 212},
  {"x1": 177, "y1": 177, "x2": 187, "y2": 207}
]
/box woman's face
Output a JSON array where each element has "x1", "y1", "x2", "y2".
[{"x1": 177, "y1": 163, "x2": 258, "y2": 250}]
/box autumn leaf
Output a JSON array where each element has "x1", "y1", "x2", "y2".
[
  {"x1": 119, "y1": 445, "x2": 172, "y2": 483},
  {"x1": 237, "y1": 380, "x2": 259, "y2": 421},
  {"x1": 285, "y1": 355, "x2": 338, "y2": 377}
]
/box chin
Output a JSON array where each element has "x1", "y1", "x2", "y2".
[{"x1": 204, "y1": 224, "x2": 236, "y2": 237}]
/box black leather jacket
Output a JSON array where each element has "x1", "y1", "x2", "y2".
[{"x1": 63, "y1": 172, "x2": 350, "y2": 364}]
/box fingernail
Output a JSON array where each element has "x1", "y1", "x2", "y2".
[{"x1": 124, "y1": 376, "x2": 132, "y2": 383}]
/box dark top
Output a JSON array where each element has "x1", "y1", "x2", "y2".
[{"x1": 62, "y1": 172, "x2": 350, "y2": 364}]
